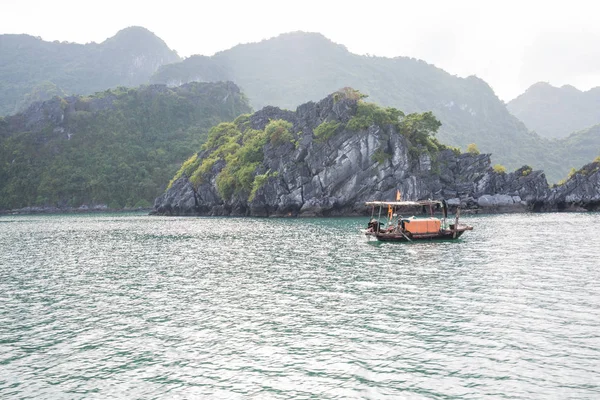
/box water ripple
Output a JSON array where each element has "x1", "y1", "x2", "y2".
[{"x1": 1, "y1": 213, "x2": 599, "y2": 399}]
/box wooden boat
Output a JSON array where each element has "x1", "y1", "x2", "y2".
[{"x1": 364, "y1": 200, "x2": 473, "y2": 242}]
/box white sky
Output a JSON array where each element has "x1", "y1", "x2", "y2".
[{"x1": 2, "y1": 0, "x2": 599, "y2": 101}]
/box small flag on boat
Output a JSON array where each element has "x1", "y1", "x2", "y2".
[{"x1": 396, "y1": 190, "x2": 402, "y2": 201}]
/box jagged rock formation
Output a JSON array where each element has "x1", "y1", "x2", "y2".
[
  {"x1": 543, "y1": 161, "x2": 600, "y2": 211},
  {"x1": 153, "y1": 92, "x2": 600, "y2": 216}
]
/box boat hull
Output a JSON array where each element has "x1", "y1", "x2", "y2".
[{"x1": 365, "y1": 228, "x2": 470, "y2": 242}]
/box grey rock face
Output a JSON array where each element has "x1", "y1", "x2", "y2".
[
  {"x1": 153, "y1": 94, "x2": 600, "y2": 216},
  {"x1": 153, "y1": 177, "x2": 199, "y2": 216},
  {"x1": 543, "y1": 162, "x2": 600, "y2": 211}
]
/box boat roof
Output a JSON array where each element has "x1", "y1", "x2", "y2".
[{"x1": 365, "y1": 200, "x2": 443, "y2": 207}]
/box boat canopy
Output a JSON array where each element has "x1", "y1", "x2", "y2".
[{"x1": 365, "y1": 200, "x2": 443, "y2": 207}]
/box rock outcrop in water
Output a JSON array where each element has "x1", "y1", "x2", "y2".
[{"x1": 153, "y1": 91, "x2": 600, "y2": 216}]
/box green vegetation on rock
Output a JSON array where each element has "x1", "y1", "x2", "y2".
[
  {"x1": 467, "y1": 143, "x2": 480, "y2": 155},
  {"x1": 522, "y1": 166, "x2": 533, "y2": 176},
  {"x1": 400, "y1": 111, "x2": 443, "y2": 152},
  {"x1": 493, "y1": 164, "x2": 507, "y2": 174},
  {"x1": 168, "y1": 90, "x2": 449, "y2": 204},
  {"x1": 314, "y1": 121, "x2": 341, "y2": 143},
  {"x1": 249, "y1": 171, "x2": 278, "y2": 202},
  {"x1": 168, "y1": 153, "x2": 200, "y2": 189},
  {"x1": 372, "y1": 148, "x2": 392, "y2": 164},
  {"x1": 174, "y1": 117, "x2": 295, "y2": 201},
  {"x1": 333, "y1": 87, "x2": 367, "y2": 103},
  {"x1": 265, "y1": 119, "x2": 294, "y2": 146},
  {"x1": 347, "y1": 101, "x2": 403, "y2": 131},
  {"x1": 556, "y1": 167, "x2": 579, "y2": 186}
]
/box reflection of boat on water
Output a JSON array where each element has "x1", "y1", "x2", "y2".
[{"x1": 364, "y1": 200, "x2": 473, "y2": 242}]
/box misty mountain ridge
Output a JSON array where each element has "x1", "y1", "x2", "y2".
[
  {"x1": 508, "y1": 82, "x2": 600, "y2": 139},
  {"x1": 0, "y1": 26, "x2": 180, "y2": 115}
]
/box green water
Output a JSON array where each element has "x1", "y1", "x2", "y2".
[{"x1": 1, "y1": 213, "x2": 599, "y2": 399}]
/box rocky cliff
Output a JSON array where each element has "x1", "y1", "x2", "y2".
[{"x1": 153, "y1": 91, "x2": 600, "y2": 217}]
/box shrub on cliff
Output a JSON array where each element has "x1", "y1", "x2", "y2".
[
  {"x1": 314, "y1": 121, "x2": 341, "y2": 143},
  {"x1": 347, "y1": 101, "x2": 404, "y2": 131},
  {"x1": 265, "y1": 119, "x2": 294, "y2": 146},
  {"x1": 493, "y1": 164, "x2": 507, "y2": 174},
  {"x1": 467, "y1": 143, "x2": 480, "y2": 155}
]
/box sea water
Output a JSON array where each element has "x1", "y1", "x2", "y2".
[{"x1": 1, "y1": 213, "x2": 599, "y2": 398}]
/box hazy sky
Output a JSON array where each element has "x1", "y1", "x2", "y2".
[{"x1": 2, "y1": 0, "x2": 599, "y2": 101}]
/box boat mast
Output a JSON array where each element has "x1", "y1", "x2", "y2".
[{"x1": 453, "y1": 207, "x2": 461, "y2": 239}]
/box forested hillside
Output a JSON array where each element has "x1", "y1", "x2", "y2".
[
  {"x1": 0, "y1": 26, "x2": 180, "y2": 116},
  {"x1": 0, "y1": 82, "x2": 251, "y2": 210}
]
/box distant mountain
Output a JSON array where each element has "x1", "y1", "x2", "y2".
[
  {"x1": 555, "y1": 124, "x2": 600, "y2": 173},
  {"x1": 0, "y1": 26, "x2": 181, "y2": 116},
  {"x1": 151, "y1": 55, "x2": 229, "y2": 87},
  {"x1": 507, "y1": 82, "x2": 600, "y2": 139},
  {"x1": 150, "y1": 32, "x2": 553, "y2": 176},
  {"x1": 0, "y1": 82, "x2": 251, "y2": 210}
]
